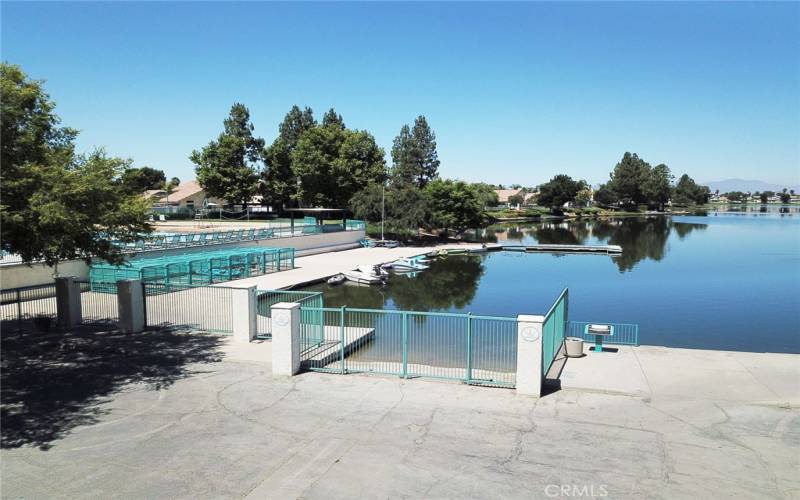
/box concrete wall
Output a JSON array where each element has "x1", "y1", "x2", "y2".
[
  {"x1": 0, "y1": 259, "x2": 90, "y2": 289},
  {"x1": 0, "y1": 230, "x2": 364, "y2": 290}
]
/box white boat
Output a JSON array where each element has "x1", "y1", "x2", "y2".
[
  {"x1": 327, "y1": 274, "x2": 346, "y2": 285},
  {"x1": 343, "y1": 269, "x2": 385, "y2": 285},
  {"x1": 357, "y1": 264, "x2": 389, "y2": 277},
  {"x1": 383, "y1": 258, "x2": 429, "y2": 271}
]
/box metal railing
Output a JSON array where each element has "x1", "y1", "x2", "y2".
[
  {"x1": 76, "y1": 280, "x2": 119, "y2": 324},
  {"x1": 542, "y1": 288, "x2": 568, "y2": 376},
  {"x1": 256, "y1": 290, "x2": 324, "y2": 347},
  {"x1": 112, "y1": 220, "x2": 366, "y2": 253},
  {"x1": 144, "y1": 283, "x2": 237, "y2": 333},
  {"x1": 567, "y1": 321, "x2": 639, "y2": 346},
  {"x1": 299, "y1": 306, "x2": 518, "y2": 388},
  {"x1": 0, "y1": 283, "x2": 58, "y2": 332}
]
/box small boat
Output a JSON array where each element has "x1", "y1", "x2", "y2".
[
  {"x1": 383, "y1": 258, "x2": 429, "y2": 271},
  {"x1": 343, "y1": 269, "x2": 386, "y2": 285},
  {"x1": 357, "y1": 264, "x2": 389, "y2": 278},
  {"x1": 327, "y1": 274, "x2": 346, "y2": 285}
]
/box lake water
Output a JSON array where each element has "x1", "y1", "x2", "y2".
[{"x1": 300, "y1": 208, "x2": 800, "y2": 353}]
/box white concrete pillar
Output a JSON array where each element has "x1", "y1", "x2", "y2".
[
  {"x1": 55, "y1": 276, "x2": 82, "y2": 328},
  {"x1": 271, "y1": 302, "x2": 301, "y2": 377},
  {"x1": 516, "y1": 314, "x2": 545, "y2": 397},
  {"x1": 232, "y1": 286, "x2": 257, "y2": 343},
  {"x1": 117, "y1": 279, "x2": 145, "y2": 333}
]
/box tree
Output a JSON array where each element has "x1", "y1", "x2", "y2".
[
  {"x1": 574, "y1": 186, "x2": 593, "y2": 207},
  {"x1": 349, "y1": 182, "x2": 427, "y2": 238},
  {"x1": 424, "y1": 179, "x2": 484, "y2": 234},
  {"x1": 322, "y1": 108, "x2": 345, "y2": 129},
  {"x1": 1, "y1": 63, "x2": 150, "y2": 268},
  {"x1": 507, "y1": 193, "x2": 525, "y2": 207},
  {"x1": 537, "y1": 175, "x2": 584, "y2": 214},
  {"x1": 594, "y1": 183, "x2": 618, "y2": 207},
  {"x1": 673, "y1": 174, "x2": 710, "y2": 205},
  {"x1": 723, "y1": 191, "x2": 748, "y2": 203},
  {"x1": 780, "y1": 192, "x2": 791, "y2": 204},
  {"x1": 607, "y1": 152, "x2": 651, "y2": 207},
  {"x1": 759, "y1": 191, "x2": 775, "y2": 204},
  {"x1": 411, "y1": 116, "x2": 440, "y2": 188},
  {"x1": 119, "y1": 166, "x2": 166, "y2": 193},
  {"x1": 292, "y1": 125, "x2": 386, "y2": 207},
  {"x1": 390, "y1": 124, "x2": 415, "y2": 185},
  {"x1": 190, "y1": 103, "x2": 265, "y2": 206},
  {"x1": 261, "y1": 106, "x2": 317, "y2": 208},
  {"x1": 643, "y1": 164, "x2": 673, "y2": 210},
  {"x1": 472, "y1": 182, "x2": 500, "y2": 207},
  {"x1": 170, "y1": 177, "x2": 180, "y2": 186},
  {"x1": 277, "y1": 105, "x2": 315, "y2": 146},
  {"x1": 331, "y1": 129, "x2": 386, "y2": 207},
  {"x1": 390, "y1": 116, "x2": 440, "y2": 188}
]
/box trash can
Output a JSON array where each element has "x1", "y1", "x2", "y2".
[{"x1": 565, "y1": 337, "x2": 584, "y2": 358}]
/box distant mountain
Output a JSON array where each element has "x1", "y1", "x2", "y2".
[{"x1": 702, "y1": 179, "x2": 799, "y2": 193}]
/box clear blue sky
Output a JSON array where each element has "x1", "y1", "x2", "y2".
[{"x1": 3, "y1": 1, "x2": 798, "y2": 187}]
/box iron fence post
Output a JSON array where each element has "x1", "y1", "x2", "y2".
[
  {"x1": 340, "y1": 306, "x2": 346, "y2": 374},
  {"x1": 401, "y1": 311, "x2": 409, "y2": 379},
  {"x1": 141, "y1": 281, "x2": 148, "y2": 328},
  {"x1": 16, "y1": 289, "x2": 22, "y2": 331},
  {"x1": 466, "y1": 313, "x2": 473, "y2": 384}
]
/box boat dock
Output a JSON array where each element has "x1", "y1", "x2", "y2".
[{"x1": 495, "y1": 244, "x2": 622, "y2": 254}]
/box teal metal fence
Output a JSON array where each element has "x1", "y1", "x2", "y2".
[
  {"x1": 299, "y1": 306, "x2": 517, "y2": 388},
  {"x1": 567, "y1": 321, "x2": 639, "y2": 346},
  {"x1": 110, "y1": 219, "x2": 367, "y2": 252},
  {"x1": 256, "y1": 290, "x2": 324, "y2": 347},
  {"x1": 542, "y1": 288, "x2": 568, "y2": 377}
]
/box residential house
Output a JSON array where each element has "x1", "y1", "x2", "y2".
[
  {"x1": 147, "y1": 180, "x2": 226, "y2": 212},
  {"x1": 493, "y1": 188, "x2": 524, "y2": 207}
]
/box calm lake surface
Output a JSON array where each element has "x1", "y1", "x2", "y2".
[{"x1": 300, "y1": 207, "x2": 800, "y2": 353}]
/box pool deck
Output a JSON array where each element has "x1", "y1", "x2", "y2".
[{"x1": 2, "y1": 327, "x2": 797, "y2": 500}]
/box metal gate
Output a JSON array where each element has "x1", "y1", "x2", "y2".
[
  {"x1": 542, "y1": 288, "x2": 568, "y2": 376},
  {"x1": 299, "y1": 307, "x2": 518, "y2": 388}
]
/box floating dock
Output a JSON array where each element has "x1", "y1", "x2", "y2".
[{"x1": 497, "y1": 244, "x2": 622, "y2": 254}]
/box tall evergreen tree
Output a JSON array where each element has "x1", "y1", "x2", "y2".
[
  {"x1": 411, "y1": 116, "x2": 440, "y2": 188},
  {"x1": 190, "y1": 103, "x2": 265, "y2": 206},
  {"x1": 391, "y1": 124, "x2": 415, "y2": 185},
  {"x1": 643, "y1": 163, "x2": 673, "y2": 210},
  {"x1": 390, "y1": 116, "x2": 440, "y2": 188},
  {"x1": 261, "y1": 106, "x2": 317, "y2": 208},
  {"x1": 278, "y1": 105, "x2": 316, "y2": 146},
  {"x1": 607, "y1": 152, "x2": 651, "y2": 207},
  {"x1": 322, "y1": 108, "x2": 345, "y2": 129}
]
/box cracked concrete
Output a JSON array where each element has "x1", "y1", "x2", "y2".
[{"x1": 2, "y1": 334, "x2": 798, "y2": 499}]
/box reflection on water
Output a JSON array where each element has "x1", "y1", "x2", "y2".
[
  {"x1": 704, "y1": 204, "x2": 799, "y2": 216},
  {"x1": 302, "y1": 255, "x2": 485, "y2": 312},
  {"x1": 467, "y1": 217, "x2": 708, "y2": 272},
  {"x1": 298, "y1": 215, "x2": 799, "y2": 353}
]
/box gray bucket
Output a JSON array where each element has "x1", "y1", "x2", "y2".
[{"x1": 565, "y1": 337, "x2": 584, "y2": 358}]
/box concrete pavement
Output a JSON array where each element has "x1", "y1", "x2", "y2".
[{"x1": 2, "y1": 328, "x2": 798, "y2": 500}]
